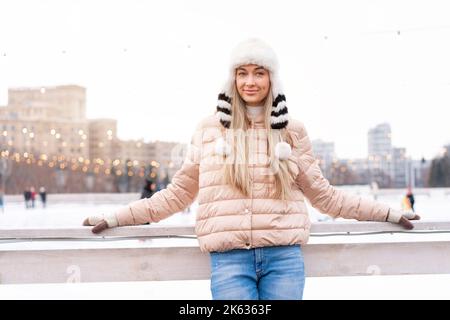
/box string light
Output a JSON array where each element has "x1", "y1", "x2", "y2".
[{"x1": 1, "y1": 142, "x2": 175, "y2": 178}]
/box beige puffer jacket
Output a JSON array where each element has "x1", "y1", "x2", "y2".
[{"x1": 115, "y1": 112, "x2": 390, "y2": 252}]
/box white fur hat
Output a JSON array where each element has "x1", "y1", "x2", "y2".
[{"x1": 216, "y1": 38, "x2": 289, "y2": 130}]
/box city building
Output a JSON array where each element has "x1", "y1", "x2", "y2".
[
  {"x1": 312, "y1": 139, "x2": 336, "y2": 178},
  {"x1": 88, "y1": 118, "x2": 118, "y2": 163},
  {"x1": 391, "y1": 147, "x2": 408, "y2": 188},
  {"x1": 0, "y1": 85, "x2": 89, "y2": 160},
  {"x1": 368, "y1": 123, "x2": 392, "y2": 158},
  {"x1": 0, "y1": 85, "x2": 184, "y2": 189},
  {"x1": 367, "y1": 123, "x2": 392, "y2": 186}
]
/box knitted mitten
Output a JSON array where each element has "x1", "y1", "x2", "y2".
[
  {"x1": 386, "y1": 209, "x2": 421, "y2": 230},
  {"x1": 82, "y1": 213, "x2": 118, "y2": 234}
]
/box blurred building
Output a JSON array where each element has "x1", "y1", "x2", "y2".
[
  {"x1": 88, "y1": 118, "x2": 118, "y2": 163},
  {"x1": 391, "y1": 147, "x2": 408, "y2": 188},
  {"x1": 151, "y1": 141, "x2": 180, "y2": 179},
  {"x1": 368, "y1": 123, "x2": 392, "y2": 157},
  {"x1": 411, "y1": 158, "x2": 431, "y2": 188},
  {"x1": 0, "y1": 85, "x2": 89, "y2": 160},
  {"x1": 330, "y1": 158, "x2": 370, "y2": 185},
  {"x1": 445, "y1": 144, "x2": 450, "y2": 156},
  {"x1": 312, "y1": 139, "x2": 336, "y2": 178},
  {"x1": 0, "y1": 85, "x2": 185, "y2": 193},
  {"x1": 367, "y1": 123, "x2": 395, "y2": 187}
]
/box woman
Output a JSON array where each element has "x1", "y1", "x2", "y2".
[{"x1": 83, "y1": 38, "x2": 420, "y2": 300}]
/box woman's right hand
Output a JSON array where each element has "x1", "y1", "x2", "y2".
[{"x1": 82, "y1": 213, "x2": 118, "y2": 234}]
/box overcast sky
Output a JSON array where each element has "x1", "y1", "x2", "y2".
[{"x1": 1, "y1": 0, "x2": 449, "y2": 160}]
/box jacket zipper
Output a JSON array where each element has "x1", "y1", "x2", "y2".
[{"x1": 249, "y1": 120, "x2": 255, "y2": 248}]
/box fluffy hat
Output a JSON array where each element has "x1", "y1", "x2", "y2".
[
  {"x1": 216, "y1": 38, "x2": 289, "y2": 130},
  {"x1": 215, "y1": 38, "x2": 291, "y2": 160}
]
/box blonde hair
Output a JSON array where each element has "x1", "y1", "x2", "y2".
[{"x1": 222, "y1": 84, "x2": 295, "y2": 200}]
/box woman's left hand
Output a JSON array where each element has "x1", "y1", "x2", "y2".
[{"x1": 387, "y1": 209, "x2": 421, "y2": 230}]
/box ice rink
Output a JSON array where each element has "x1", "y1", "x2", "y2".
[{"x1": 1, "y1": 187, "x2": 449, "y2": 299}]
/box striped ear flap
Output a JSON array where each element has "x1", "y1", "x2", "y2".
[
  {"x1": 270, "y1": 94, "x2": 288, "y2": 129},
  {"x1": 216, "y1": 93, "x2": 232, "y2": 129},
  {"x1": 216, "y1": 93, "x2": 289, "y2": 130}
]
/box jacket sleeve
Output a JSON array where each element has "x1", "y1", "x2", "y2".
[
  {"x1": 114, "y1": 125, "x2": 202, "y2": 226},
  {"x1": 293, "y1": 122, "x2": 390, "y2": 222}
]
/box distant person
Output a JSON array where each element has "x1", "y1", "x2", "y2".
[
  {"x1": 83, "y1": 38, "x2": 422, "y2": 300},
  {"x1": 402, "y1": 187, "x2": 415, "y2": 212},
  {"x1": 0, "y1": 188, "x2": 4, "y2": 213},
  {"x1": 140, "y1": 179, "x2": 156, "y2": 199},
  {"x1": 39, "y1": 186, "x2": 47, "y2": 208},
  {"x1": 30, "y1": 186, "x2": 36, "y2": 208},
  {"x1": 23, "y1": 187, "x2": 31, "y2": 209},
  {"x1": 157, "y1": 180, "x2": 166, "y2": 191}
]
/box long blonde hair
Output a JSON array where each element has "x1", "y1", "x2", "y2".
[{"x1": 222, "y1": 84, "x2": 295, "y2": 200}]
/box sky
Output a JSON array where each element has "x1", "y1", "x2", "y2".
[{"x1": 0, "y1": 0, "x2": 449, "y2": 160}]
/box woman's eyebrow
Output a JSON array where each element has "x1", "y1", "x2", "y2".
[{"x1": 237, "y1": 67, "x2": 266, "y2": 72}]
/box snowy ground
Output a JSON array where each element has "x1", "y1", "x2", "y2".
[{"x1": 1, "y1": 187, "x2": 450, "y2": 299}]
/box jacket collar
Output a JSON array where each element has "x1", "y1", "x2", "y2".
[{"x1": 245, "y1": 110, "x2": 266, "y2": 127}]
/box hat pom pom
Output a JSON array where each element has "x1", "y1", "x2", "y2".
[
  {"x1": 275, "y1": 142, "x2": 291, "y2": 160},
  {"x1": 214, "y1": 137, "x2": 232, "y2": 156}
]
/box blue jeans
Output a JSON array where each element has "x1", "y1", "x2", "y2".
[{"x1": 209, "y1": 245, "x2": 305, "y2": 300}]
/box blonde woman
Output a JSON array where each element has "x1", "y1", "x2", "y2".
[{"x1": 83, "y1": 38, "x2": 420, "y2": 300}]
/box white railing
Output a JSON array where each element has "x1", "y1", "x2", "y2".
[{"x1": 1, "y1": 220, "x2": 450, "y2": 284}]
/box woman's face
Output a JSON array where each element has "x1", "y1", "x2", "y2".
[{"x1": 235, "y1": 64, "x2": 270, "y2": 106}]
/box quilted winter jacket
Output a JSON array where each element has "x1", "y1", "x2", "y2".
[{"x1": 115, "y1": 112, "x2": 390, "y2": 252}]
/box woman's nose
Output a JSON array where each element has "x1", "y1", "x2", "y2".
[{"x1": 245, "y1": 75, "x2": 256, "y2": 85}]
